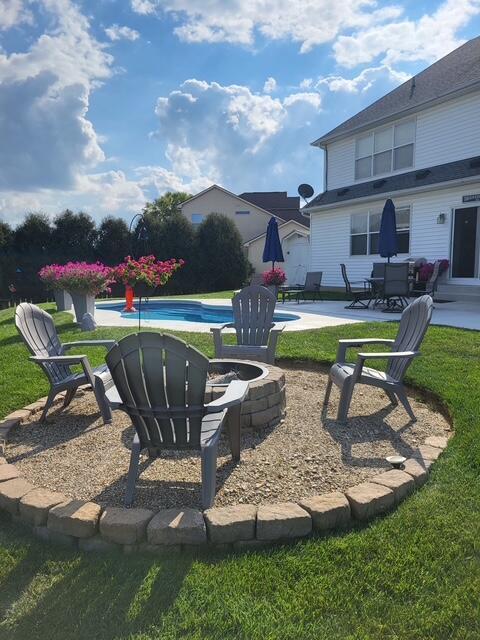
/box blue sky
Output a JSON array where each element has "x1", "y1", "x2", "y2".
[{"x1": 1, "y1": 0, "x2": 480, "y2": 224}]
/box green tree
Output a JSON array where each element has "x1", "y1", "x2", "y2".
[
  {"x1": 0, "y1": 221, "x2": 13, "y2": 250},
  {"x1": 13, "y1": 213, "x2": 52, "y2": 253},
  {"x1": 95, "y1": 216, "x2": 131, "y2": 265},
  {"x1": 195, "y1": 213, "x2": 250, "y2": 292},
  {"x1": 143, "y1": 192, "x2": 191, "y2": 221},
  {"x1": 11, "y1": 213, "x2": 53, "y2": 300},
  {"x1": 52, "y1": 210, "x2": 97, "y2": 261},
  {"x1": 144, "y1": 211, "x2": 198, "y2": 294}
]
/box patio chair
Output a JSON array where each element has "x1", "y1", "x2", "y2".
[
  {"x1": 15, "y1": 303, "x2": 115, "y2": 423},
  {"x1": 382, "y1": 263, "x2": 410, "y2": 312},
  {"x1": 295, "y1": 271, "x2": 323, "y2": 303},
  {"x1": 411, "y1": 260, "x2": 441, "y2": 297},
  {"x1": 340, "y1": 264, "x2": 372, "y2": 309},
  {"x1": 105, "y1": 332, "x2": 249, "y2": 508},
  {"x1": 212, "y1": 285, "x2": 284, "y2": 364},
  {"x1": 323, "y1": 295, "x2": 433, "y2": 423}
]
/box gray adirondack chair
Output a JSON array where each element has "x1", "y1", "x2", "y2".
[
  {"x1": 105, "y1": 332, "x2": 249, "y2": 509},
  {"x1": 15, "y1": 303, "x2": 115, "y2": 423},
  {"x1": 323, "y1": 295, "x2": 433, "y2": 423},
  {"x1": 211, "y1": 285, "x2": 284, "y2": 364}
]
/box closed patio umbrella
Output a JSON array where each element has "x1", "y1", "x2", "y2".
[
  {"x1": 262, "y1": 217, "x2": 284, "y2": 268},
  {"x1": 379, "y1": 198, "x2": 398, "y2": 262}
]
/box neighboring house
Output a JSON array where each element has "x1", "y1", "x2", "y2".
[
  {"x1": 179, "y1": 184, "x2": 310, "y2": 283},
  {"x1": 305, "y1": 36, "x2": 480, "y2": 301}
]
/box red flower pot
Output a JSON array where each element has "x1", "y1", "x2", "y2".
[{"x1": 124, "y1": 285, "x2": 136, "y2": 312}]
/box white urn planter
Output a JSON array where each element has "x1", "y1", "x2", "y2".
[
  {"x1": 70, "y1": 292, "x2": 95, "y2": 324},
  {"x1": 53, "y1": 289, "x2": 73, "y2": 312},
  {"x1": 266, "y1": 285, "x2": 279, "y2": 301}
]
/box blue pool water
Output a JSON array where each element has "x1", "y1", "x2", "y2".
[{"x1": 98, "y1": 300, "x2": 300, "y2": 324}]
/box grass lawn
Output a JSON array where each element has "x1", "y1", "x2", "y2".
[{"x1": 0, "y1": 304, "x2": 479, "y2": 639}]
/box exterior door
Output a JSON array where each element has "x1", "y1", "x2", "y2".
[
  {"x1": 283, "y1": 235, "x2": 310, "y2": 285},
  {"x1": 452, "y1": 207, "x2": 478, "y2": 278}
]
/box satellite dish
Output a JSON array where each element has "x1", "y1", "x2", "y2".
[{"x1": 298, "y1": 183, "x2": 314, "y2": 203}]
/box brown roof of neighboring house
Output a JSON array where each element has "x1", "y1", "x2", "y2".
[{"x1": 239, "y1": 191, "x2": 309, "y2": 227}]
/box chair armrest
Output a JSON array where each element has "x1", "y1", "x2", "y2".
[
  {"x1": 356, "y1": 350, "x2": 419, "y2": 361},
  {"x1": 336, "y1": 339, "x2": 395, "y2": 362},
  {"x1": 63, "y1": 340, "x2": 116, "y2": 351},
  {"x1": 210, "y1": 323, "x2": 234, "y2": 333},
  {"x1": 30, "y1": 355, "x2": 89, "y2": 365},
  {"x1": 270, "y1": 323, "x2": 285, "y2": 334},
  {"x1": 205, "y1": 380, "x2": 249, "y2": 413}
]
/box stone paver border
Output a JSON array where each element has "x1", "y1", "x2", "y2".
[{"x1": 0, "y1": 380, "x2": 450, "y2": 554}]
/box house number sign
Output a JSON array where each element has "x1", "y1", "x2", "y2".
[{"x1": 462, "y1": 194, "x2": 480, "y2": 202}]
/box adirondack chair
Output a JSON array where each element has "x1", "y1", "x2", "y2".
[
  {"x1": 323, "y1": 295, "x2": 433, "y2": 423},
  {"x1": 105, "y1": 332, "x2": 249, "y2": 508},
  {"x1": 211, "y1": 285, "x2": 284, "y2": 364},
  {"x1": 15, "y1": 303, "x2": 116, "y2": 424}
]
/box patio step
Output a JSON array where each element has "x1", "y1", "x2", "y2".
[{"x1": 436, "y1": 283, "x2": 480, "y2": 302}]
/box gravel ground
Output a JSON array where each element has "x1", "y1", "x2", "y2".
[{"x1": 8, "y1": 363, "x2": 451, "y2": 510}]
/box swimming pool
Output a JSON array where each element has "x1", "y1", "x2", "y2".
[{"x1": 97, "y1": 300, "x2": 300, "y2": 324}]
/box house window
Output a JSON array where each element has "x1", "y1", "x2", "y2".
[
  {"x1": 355, "y1": 120, "x2": 415, "y2": 180},
  {"x1": 191, "y1": 213, "x2": 204, "y2": 226},
  {"x1": 235, "y1": 210, "x2": 250, "y2": 215},
  {"x1": 350, "y1": 207, "x2": 410, "y2": 255}
]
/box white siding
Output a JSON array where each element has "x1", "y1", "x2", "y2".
[
  {"x1": 415, "y1": 92, "x2": 480, "y2": 168},
  {"x1": 327, "y1": 138, "x2": 355, "y2": 189},
  {"x1": 310, "y1": 182, "x2": 480, "y2": 287},
  {"x1": 324, "y1": 90, "x2": 480, "y2": 190}
]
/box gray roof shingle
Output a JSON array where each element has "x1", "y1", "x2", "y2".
[
  {"x1": 239, "y1": 191, "x2": 309, "y2": 226},
  {"x1": 306, "y1": 156, "x2": 480, "y2": 209},
  {"x1": 314, "y1": 37, "x2": 480, "y2": 146}
]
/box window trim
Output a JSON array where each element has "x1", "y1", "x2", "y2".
[
  {"x1": 350, "y1": 206, "x2": 411, "y2": 256},
  {"x1": 235, "y1": 210, "x2": 250, "y2": 215},
  {"x1": 354, "y1": 118, "x2": 416, "y2": 181}
]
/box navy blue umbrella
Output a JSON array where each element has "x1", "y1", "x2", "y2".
[
  {"x1": 262, "y1": 217, "x2": 284, "y2": 268},
  {"x1": 378, "y1": 198, "x2": 398, "y2": 262}
]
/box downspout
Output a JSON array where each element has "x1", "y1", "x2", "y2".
[{"x1": 323, "y1": 145, "x2": 328, "y2": 192}]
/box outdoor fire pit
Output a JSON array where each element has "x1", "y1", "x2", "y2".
[{"x1": 206, "y1": 359, "x2": 286, "y2": 429}]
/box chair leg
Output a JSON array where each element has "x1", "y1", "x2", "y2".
[
  {"x1": 337, "y1": 380, "x2": 354, "y2": 424},
  {"x1": 125, "y1": 433, "x2": 141, "y2": 508},
  {"x1": 93, "y1": 377, "x2": 113, "y2": 425},
  {"x1": 39, "y1": 388, "x2": 58, "y2": 423},
  {"x1": 226, "y1": 405, "x2": 241, "y2": 461},
  {"x1": 63, "y1": 387, "x2": 77, "y2": 409},
  {"x1": 201, "y1": 444, "x2": 218, "y2": 509},
  {"x1": 385, "y1": 390, "x2": 398, "y2": 406},
  {"x1": 323, "y1": 378, "x2": 333, "y2": 407},
  {"x1": 396, "y1": 387, "x2": 416, "y2": 422}
]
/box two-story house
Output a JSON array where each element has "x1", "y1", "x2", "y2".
[
  {"x1": 179, "y1": 184, "x2": 310, "y2": 283},
  {"x1": 305, "y1": 36, "x2": 480, "y2": 301}
]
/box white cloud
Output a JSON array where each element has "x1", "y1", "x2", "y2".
[
  {"x1": 263, "y1": 77, "x2": 277, "y2": 93},
  {"x1": 130, "y1": 0, "x2": 403, "y2": 53},
  {"x1": 333, "y1": 0, "x2": 480, "y2": 68},
  {"x1": 147, "y1": 78, "x2": 322, "y2": 192},
  {"x1": 130, "y1": 0, "x2": 156, "y2": 14},
  {"x1": 105, "y1": 24, "x2": 140, "y2": 42},
  {"x1": 313, "y1": 65, "x2": 410, "y2": 94},
  {"x1": 0, "y1": 0, "x2": 32, "y2": 30}
]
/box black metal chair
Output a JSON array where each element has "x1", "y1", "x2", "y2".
[
  {"x1": 411, "y1": 260, "x2": 441, "y2": 298},
  {"x1": 340, "y1": 264, "x2": 371, "y2": 309},
  {"x1": 295, "y1": 272, "x2": 323, "y2": 303},
  {"x1": 382, "y1": 263, "x2": 410, "y2": 312}
]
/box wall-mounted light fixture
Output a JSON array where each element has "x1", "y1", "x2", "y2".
[{"x1": 437, "y1": 213, "x2": 446, "y2": 224}]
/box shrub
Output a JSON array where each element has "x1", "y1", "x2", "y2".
[
  {"x1": 113, "y1": 255, "x2": 184, "y2": 289},
  {"x1": 39, "y1": 262, "x2": 114, "y2": 296}
]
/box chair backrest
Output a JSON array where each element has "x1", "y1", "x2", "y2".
[
  {"x1": 371, "y1": 262, "x2": 386, "y2": 278},
  {"x1": 426, "y1": 260, "x2": 441, "y2": 293},
  {"x1": 250, "y1": 273, "x2": 264, "y2": 286},
  {"x1": 231, "y1": 285, "x2": 276, "y2": 346},
  {"x1": 15, "y1": 303, "x2": 71, "y2": 384},
  {"x1": 304, "y1": 271, "x2": 322, "y2": 292},
  {"x1": 340, "y1": 264, "x2": 351, "y2": 293},
  {"x1": 387, "y1": 295, "x2": 433, "y2": 381},
  {"x1": 383, "y1": 263, "x2": 410, "y2": 297},
  {"x1": 106, "y1": 332, "x2": 209, "y2": 451}
]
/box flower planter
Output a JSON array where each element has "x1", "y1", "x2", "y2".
[
  {"x1": 53, "y1": 289, "x2": 72, "y2": 312},
  {"x1": 266, "y1": 285, "x2": 279, "y2": 300},
  {"x1": 70, "y1": 293, "x2": 95, "y2": 324}
]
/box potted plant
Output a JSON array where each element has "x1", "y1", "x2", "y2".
[
  {"x1": 38, "y1": 264, "x2": 72, "y2": 312},
  {"x1": 42, "y1": 262, "x2": 114, "y2": 323},
  {"x1": 113, "y1": 255, "x2": 184, "y2": 312},
  {"x1": 262, "y1": 267, "x2": 286, "y2": 300}
]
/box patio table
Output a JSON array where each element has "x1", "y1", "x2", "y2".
[{"x1": 279, "y1": 285, "x2": 304, "y2": 303}]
